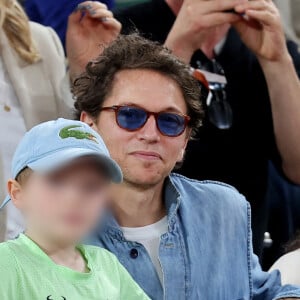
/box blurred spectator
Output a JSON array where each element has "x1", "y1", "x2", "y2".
[
  {"x1": 23, "y1": 0, "x2": 115, "y2": 50},
  {"x1": 274, "y1": 0, "x2": 300, "y2": 44},
  {"x1": 263, "y1": 161, "x2": 300, "y2": 269},
  {"x1": 258, "y1": 0, "x2": 300, "y2": 269},
  {"x1": 269, "y1": 232, "x2": 300, "y2": 285},
  {"x1": 0, "y1": 0, "x2": 71, "y2": 242},
  {"x1": 114, "y1": 0, "x2": 300, "y2": 262},
  {"x1": 0, "y1": 0, "x2": 121, "y2": 241}
]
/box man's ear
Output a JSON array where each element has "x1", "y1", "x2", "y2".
[
  {"x1": 177, "y1": 149, "x2": 185, "y2": 163},
  {"x1": 81, "y1": 111, "x2": 102, "y2": 135},
  {"x1": 177, "y1": 128, "x2": 192, "y2": 162},
  {"x1": 7, "y1": 180, "x2": 23, "y2": 209},
  {"x1": 80, "y1": 111, "x2": 94, "y2": 127}
]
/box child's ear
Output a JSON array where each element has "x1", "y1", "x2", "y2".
[{"x1": 7, "y1": 180, "x2": 23, "y2": 209}]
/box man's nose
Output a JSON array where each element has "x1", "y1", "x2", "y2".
[{"x1": 137, "y1": 115, "x2": 160, "y2": 143}]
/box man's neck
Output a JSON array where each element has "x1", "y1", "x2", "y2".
[
  {"x1": 25, "y1": 230, "x2": 87, "y2": 273},
  {"x1": 111, "y1": 180, "x2": 167, "y2": 228}
]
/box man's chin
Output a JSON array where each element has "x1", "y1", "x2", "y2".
[{"x1": 124, "y1": 173, "x2": 166, "y2": 188}]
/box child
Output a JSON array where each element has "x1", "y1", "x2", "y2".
[{"x1": 0, "y1": 118, "x2": 150, "y2": 300}]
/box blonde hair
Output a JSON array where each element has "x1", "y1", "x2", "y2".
[{"x1": 0, "y1": 0, "x2": 40, "y2": 63}]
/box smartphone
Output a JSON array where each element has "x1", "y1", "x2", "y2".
[
  {"x1": 224, "y1": 0, "x2": 248, "y2": 14},
  {"x1": 224, "y1": 9, "x2": 236, "y2": 14}
]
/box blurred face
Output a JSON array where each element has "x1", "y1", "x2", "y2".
[
  {"x1": 9, "y1": 158, "x2": 110, "y2": 244},
  {"x1": 84, "y1": 69, "x2": 190, "y2": 188}
]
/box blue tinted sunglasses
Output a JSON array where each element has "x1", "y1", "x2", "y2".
[{"x1": 100, "y1": 105, "x2": 190, "y2": 137}]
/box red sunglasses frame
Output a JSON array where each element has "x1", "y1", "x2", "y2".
[{"x1": 100, "y1": 105, "x2": 191, "y2": 137}]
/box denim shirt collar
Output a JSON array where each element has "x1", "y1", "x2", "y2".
[
  {"x1": 164, "y1": 175, "x2": 181, "y2": 230},
  {"x1": 102, "y1": 174, "x2": 181, "y2": 240}
]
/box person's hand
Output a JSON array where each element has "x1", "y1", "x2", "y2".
[
  {"x1": 165, "y1": 0, "x2": 246, "y2": 62},
  {"x1": 66, "y1": 1, "x2": 121, "y2": 79},
  {"x1": 233, "y1": 0, "x2": 289, "y2": 63}
]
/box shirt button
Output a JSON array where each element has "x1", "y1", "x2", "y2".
[{"x1": 130, "y1": 248, "x2": 138, "y2": 259}]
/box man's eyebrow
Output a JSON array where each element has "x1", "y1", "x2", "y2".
[
  {"x1": 162, "y1": 106, "x2": 185, "y2": 114},
  {"x1": 116, "y1": 102, "x2": 185, "y2": 114}
]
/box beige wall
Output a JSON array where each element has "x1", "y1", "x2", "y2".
[
  {"x1": 274, "y1": 0, "x2": 300, "y2": 44},
  {"x1": 291, "y1": 1, "x2": 300, "y2": 40}
]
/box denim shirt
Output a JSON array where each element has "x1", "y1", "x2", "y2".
[{"x1": 89, "y1": 174, "x2": 300, "y2": 300}]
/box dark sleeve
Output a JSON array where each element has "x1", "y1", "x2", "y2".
[
  {"x1": 114, "y1": 2, "x2": 171, "y2": 44},
  {"x1": 113, "y1": 8, "x2": 135, "y2": 34},
  {"x1": 114, "y1": 3, "x2": 154, "y2": 35},
  {"x1": 287, "y1": 40, "x2": 300, "y2": 77}
]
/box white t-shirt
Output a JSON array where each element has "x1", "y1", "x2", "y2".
[
  {"x1": 269, "y1": 249, "x2": 300, "y2": 285},
  {"x1": 122, "y1": 216, "x2": 168, "y2": 284},
  {"x1": 0, "y1": 56, "x2": 26, "y2": 240}
]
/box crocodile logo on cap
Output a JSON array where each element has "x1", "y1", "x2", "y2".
[{"x1": 59, "y1": 125, "x2": 98, "y2": 143}]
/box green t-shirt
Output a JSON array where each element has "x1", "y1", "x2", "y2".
[{"x1": 0, "y1": 234, "x2": 150, "y2": 300}]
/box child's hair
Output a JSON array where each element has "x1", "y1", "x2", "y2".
[
  {"x1": 0, "y1": 0, "x2": 40, "y2": 63},
  {"x1": 16, "y1": 168, "x2": 33, "y2": 185}
]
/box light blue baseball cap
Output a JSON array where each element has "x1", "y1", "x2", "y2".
[{"x1": 0, "y1": 118, "x2": 122, "y2": 209}]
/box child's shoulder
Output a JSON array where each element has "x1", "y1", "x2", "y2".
[
  {"x1": 0, "y1": 241, "x2": 17, "y2": 268},
  {"x1": 0, "y1": 241, "x2": 13, "y2": 256},
  {"x1": 81, "y1": 245, "x2": 119, "y2": 265}
]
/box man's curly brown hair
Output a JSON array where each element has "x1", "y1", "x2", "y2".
[{"x1": 73, "y1": 33, "x2": 204, "y2": 137}]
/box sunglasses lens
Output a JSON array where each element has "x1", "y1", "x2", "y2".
[
  {"x1": 117, "y1": 107, "x2": 147, "y2": 130},
  {"x1": 158, "y1": 113, "x2": 186, "y2": 136}
]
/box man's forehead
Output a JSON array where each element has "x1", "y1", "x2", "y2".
[
  {"x1": 113, "y1": 68, "x2": 176, "y2": 82},
  {"x1": 110, "y1": 69, "x2": 185, "y2": 98},
  {"x1": 105, "y1": 69, "x2": 188, "y2": 113}
]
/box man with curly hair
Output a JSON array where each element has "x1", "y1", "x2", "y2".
[{"x1": 74, "y1": 33, "x2": 300, "y2": 300}]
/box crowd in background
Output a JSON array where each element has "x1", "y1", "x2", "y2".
[{"x1": 1, "y1": 0, "x2": 300, "y2": 292}]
